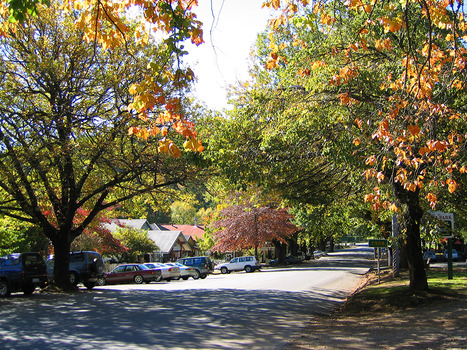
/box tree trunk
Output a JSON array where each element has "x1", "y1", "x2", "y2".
[
  {"x1": 51, "y1": 235, "x2": 75, "y2": 291},
  {"x1": 393, "y1": 183, "x2": 428, "y2": 291},
  {"x1": 272, "y1": 239, "x2": 287, "y2": 264},
  {"x1": 329, "y1": 237, "x2": 335, "y2": 252}
]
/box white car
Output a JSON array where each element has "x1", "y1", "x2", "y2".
[
  {"x1": 144, "y1": 263, "x2": 180, "y2": 281},
  {"x1": 216, "y1": 256, "x2": 261, "y2": 274}
]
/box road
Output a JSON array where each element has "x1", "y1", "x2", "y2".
[{"x1": 0, "y1": 245, "x2": 374, "y2": 350}]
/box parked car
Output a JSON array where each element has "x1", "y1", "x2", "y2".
[
  {"x1": 144, "y1": 263, "x2": 180, "y2": 281},
  {"x1": 166, "y1": 262, "x2": 199, "y2": 280},
  {"x1": 216, "y1": 256, "x2": 261, "y2": 274},
  {"x1": 444, "y1": 249, "x2": 459, "y2": 261},
  {"x1": 285, "y1": 255, "x2": 302, "y2": 265},
  {"x1": 0, "y1": 252, "x2": 48, "y2": 297},
  {"x1": 313, "y1": 250, "x2": 325, "y2": 259},
  {"x1": 423, "y1": 250, "x2": 437, "y2": 262},
  {"x1": 104, "y1": 264, "x2": 161, "y2": 284},
  {"x1": 269, "y1": 255, "x2": 302, "y2": 265},
  {"x1": 177, "y1": 256, "x2": 213, "y2": 279},
  {"x1": 46, "y1": 251, "x2": 105, "y2": 290}
]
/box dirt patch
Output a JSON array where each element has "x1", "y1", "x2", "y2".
[{"x1": 286, "y1": 269, "x2": 467, "y2": 350}]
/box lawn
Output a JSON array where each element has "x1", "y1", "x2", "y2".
[{"x1": 340, "y1": 267, "x2": 467, "y2": 315}]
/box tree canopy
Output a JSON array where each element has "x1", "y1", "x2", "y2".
[
  {"x1": 257, "y1": 0, "x2": 467, "y2": 290},
  {"x1": 211, "y1": 202, "x2": 299, "y2": 258},
  {"x1": 0, "y1": 3, "x2": 198, "y2": 288},
  {"x1": 1, "y1": 0, "x2": 204, "y2": 156}
]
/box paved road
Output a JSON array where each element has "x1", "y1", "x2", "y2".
[{"x1": 0, "y1": 246, "x2": 374, "y2": 350}]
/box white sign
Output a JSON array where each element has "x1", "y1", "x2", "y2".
[{"x1": 429, "y1": 211, "x2": 455, "y2": 237}]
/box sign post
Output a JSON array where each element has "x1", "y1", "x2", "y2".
[
  {"x1": 429, "y1": 211, "x2": 455, "y2": 280},
  {"x1": 369, "y1": 239, "x2": 388, "y2": 284}
]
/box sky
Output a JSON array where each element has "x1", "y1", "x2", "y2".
[{"x1": 184, "y1": 0, "x2": 275, "y2": 110}]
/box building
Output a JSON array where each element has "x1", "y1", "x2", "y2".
[{"x1": 106, "y1": 219, "x2": 202, "y2": 262}]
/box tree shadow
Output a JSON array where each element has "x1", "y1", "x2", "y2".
[{"x1": 0, "y1": 287, "x2": 349, "y2": 349}]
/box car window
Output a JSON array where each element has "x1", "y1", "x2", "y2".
[
  {"x1": 113, "y1": 266, "x2": 125, "y2": 273},
  {"x1": 231, "y1": 258, "x2": 238, "y2": 263},
  {"x1": 246, "y1": 257, "x2": 253, "y2": 262},
  {"x1": 138, "y1": 264, "x2": 148, "y2": 270},
  {"x1": 70, "y1": 253, "x2": 85, "y2": 263},
  {"x1": 23, "y1": 254, "x2": 44, "y2": 267}
]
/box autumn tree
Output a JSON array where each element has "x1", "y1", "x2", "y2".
[
  {"x1": 0, "y1": 4, "x2": 197, "y2": 289},
  {"x1": 70, "y1": 210, "x2": 128, "y2": 256},
  {"x1": 211, "y1": 199, "x2": 299, "y2": 260},
  {"x1": 0, "y1": 0, "x2": 205, "y2": 156},
  {"x1": 262, "y1": 0, "x2": 467, "y2": 290}
]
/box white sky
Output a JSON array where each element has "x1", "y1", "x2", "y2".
[{"x1": 184, "y1": 0, "x2": 274, "y2": 110}]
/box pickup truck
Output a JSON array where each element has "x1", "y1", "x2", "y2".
[{"x1": 0, "y1": 252, "x2": 48, "y2": 297}]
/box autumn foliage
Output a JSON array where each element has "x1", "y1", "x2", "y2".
[
  {"x1": 0, "y1": 0, "x2": 205, "y2": 158},
  {"x1": 264, "y1": 0, "x2": 466, "y2": 210},
  {"x1": 211, "y1": 204, "x2": 299, "y2": 253}
]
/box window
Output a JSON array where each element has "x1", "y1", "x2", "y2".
[
  {"x1": 113, "y1": 266, "x2": 125, "y2": 273},
  {"x1": 70, "y1": 253, "x2": 84, "y2": 263}
]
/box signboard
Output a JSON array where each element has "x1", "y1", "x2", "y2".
[
  {"x1": 369, "y1": 239, "x2": 388, "y2": 248},
  {"x1": 429, "y1": 211, "x2": 454, "y2": 237}
]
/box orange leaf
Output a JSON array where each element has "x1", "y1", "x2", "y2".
[{"x1": 407, "y1": 125, "x2": 421, "y2": 136}]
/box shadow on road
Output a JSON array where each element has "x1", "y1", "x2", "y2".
[{"x1": 0, "y1": 287, "x2": 349, "y2": 350}]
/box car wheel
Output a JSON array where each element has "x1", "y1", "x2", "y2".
[
  {"x1": 220, "y1": 267, "x2": 228, "y2": 274},
  {"x1": 182, "y1": 276, "x2": 189, "y2": 280},
  {"x1": 200, "y1": 274, "x2": 207, "y2": 279},
  {"x1": 97, "y1": 277, "x2": 106, "y2": 286},
  {"x1": 134, "y1": 275, "x2": 144, "y2": 284},
  {"x1": 192, "y1": 270, "x2": 200, "y2": 279},
  {"x1": 245, "y1": 266, "x2": 253, "y2": 273},
  {"x1": 22, "y1": 285, "x2": 36, "y2": 295},
  {"x1": 69, "y1": 272, "x2": 79, "y2": 286},
  {"x1": 0, "y1": 281, "x2": 10, "y2": 297}
]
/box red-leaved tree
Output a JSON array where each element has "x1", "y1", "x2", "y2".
[{"x1": 211, "y1": 204, "x2": 299, "y2": 259}]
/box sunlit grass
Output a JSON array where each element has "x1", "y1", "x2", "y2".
[
  {"x1": 342, "y1": 268, "x2": 467, "y2": 314},
  {"x1": 427, "y1": 269, "x2": 467, "y2": 292}
]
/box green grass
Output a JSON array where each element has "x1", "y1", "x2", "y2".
[
  {"x1": 339, "y1": 268, "x2": 467, "y2": 315},
  {"x1": 426, "y1": 269, "x2": 467, "y2": 292}
]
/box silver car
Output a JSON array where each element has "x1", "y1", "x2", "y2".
[
  {"x1": 144, "y1": 263, "x2": 180, "y2": 281},
  {"x1": 166, "y1": 262, "x2": 199, "y2": 280}
]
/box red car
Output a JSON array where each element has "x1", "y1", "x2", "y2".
[{"x1": 104, "y1": 264, "x2": 161, "y2": 285}]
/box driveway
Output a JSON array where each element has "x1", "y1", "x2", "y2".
[{"x1": 0, "y1": 246, "x2": 375, "y2": 350}]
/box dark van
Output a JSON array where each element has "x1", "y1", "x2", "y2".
[
  {"x1": 176, "y1": 256, "x2": 213, "y2": 279},
  {"x1": 46, "y1": 251, "x2": 105, "y2": 290},
  {"x1": 0, "y1": 252, "x2": 48, "y2": 297}
]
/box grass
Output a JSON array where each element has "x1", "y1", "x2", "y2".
[{"x1": 339, "y1": 267, "x2": 467, "y2": 315}]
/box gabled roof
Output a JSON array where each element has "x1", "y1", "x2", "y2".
[
  {"x1": 159, "y1": 224, "x2": 205, "y2": 240},
  {"x1": 106, "y1": 219, "x2": 152, "y2": 232},
  {"x1": 146, "y1": 230, "x2": 190, "y2": 254}
]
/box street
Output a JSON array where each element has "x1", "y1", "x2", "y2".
[{"x1": 0, "y1": 246, "x2": 374, "y2": 350}]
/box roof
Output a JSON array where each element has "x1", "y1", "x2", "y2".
[
  {"x1": 106, "y1": 219, "x2": 152, "y2": 232},
  {"x1": 146, "y1": 230, "x2": 191, "y2": 254},
  {"x1": 159, "y1": 224, "x2": 205, "y2": 240}
]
